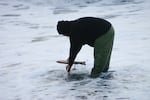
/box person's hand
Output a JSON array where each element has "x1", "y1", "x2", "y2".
[{"x1": 66, "y1": 64, "x2": 71, "y2": 73}]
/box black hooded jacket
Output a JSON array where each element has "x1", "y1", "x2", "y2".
[{"x1": 57, "y1": 17, "x2": 111, "y2": 67}]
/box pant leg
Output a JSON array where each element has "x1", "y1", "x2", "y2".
[
  {"x1": 103, "y1": 32, "x2": 114, "y2": 72},
  {"x1": 91, "y1": 26, "x2": 114, "y2": 78}
]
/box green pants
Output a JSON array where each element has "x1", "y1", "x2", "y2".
[{"x1": 91, "y1": 26, "x2": 114, "y2": 78}]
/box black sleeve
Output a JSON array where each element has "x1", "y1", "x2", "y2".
[{"x1": 68, "y1": 37, "x2": 82, "y2": 67}]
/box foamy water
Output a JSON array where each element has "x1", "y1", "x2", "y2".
[{"x1": 0, "y1": 0, "x2": 150, "y2": 100}]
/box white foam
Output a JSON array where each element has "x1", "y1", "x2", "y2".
[{"x1": 0, "y1": 0, "x2": 150, "y2": 99}]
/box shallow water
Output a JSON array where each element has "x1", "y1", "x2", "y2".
[{"x1": 0, "y1": 0, "x2": 150, "y2": 100}]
